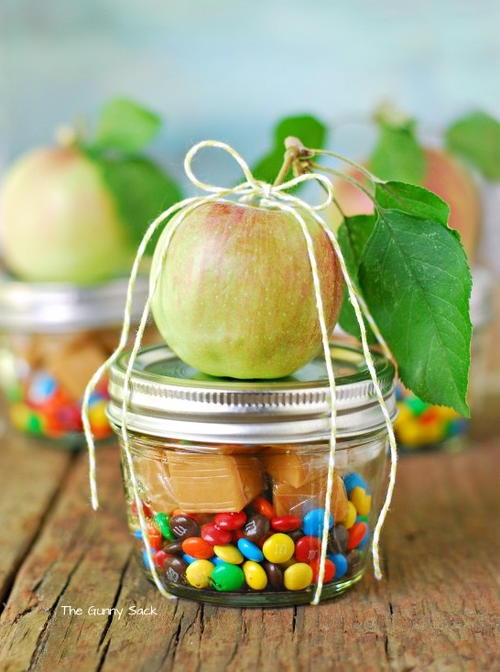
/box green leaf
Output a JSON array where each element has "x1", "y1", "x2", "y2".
[
  {"x1": 93, "y1": 98, "x2": 162, "y2": 154},
  {"x1": 95, "y1": 155, "x2": 183, "y2": 254},
  {"x1": 338, "y1": 215, "x2": 377, "y2": 281},
  {"x1": 250, "y1": 114, "x2": 327, "y2": 185},
  {"x1": 358, "y1": 209, "x2": 472, "y2": 415},
  {"x1": 375, "y1": 181, "x2": 450, "y2": 225},
  {"x1": 337, "y1": 215, "x2": 377, "y2": 343},
  {"x1": 370, "y1": 122, "x2": 426, "y2": 185},
  {"x1": 445, "y1": 111, "x2": 500, "y2": 180}
]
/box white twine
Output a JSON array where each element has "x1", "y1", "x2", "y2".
[{"x1": 82, "y1": 139, "x2": 398, "y2": 603}]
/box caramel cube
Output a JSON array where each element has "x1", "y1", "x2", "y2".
[
  {"x1": 47, "y1": 339, "x2": 107, "y2": 399},
  {"x1": 134, "y1": 455, "x2": 177, "y2": 513},
  {"x1": 273, "y1": 470, "x2": 348, "y2": 523},
  {"x1": 166, "y1": 453, "x2": 264, "y2": 513},
  {"x1": 261, "y1": 451, "x2": 325, "y2": 488},
  {"x1": 96, "y1": 327, "x2": 121, "y2": 355},
  {"x1": 12, "y1": 332, "x2": 87, "y2": 368}
]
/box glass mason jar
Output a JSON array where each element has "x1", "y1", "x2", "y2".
[
  {"x1": 108, "y1": 343, "x2": 396, "y2": 607},
  {"x1": 0, "y1": 274, "x2": 154, "y2": 448},
  {"x1": 395, "y1": 267, "x2": 494, "y2": 452}
]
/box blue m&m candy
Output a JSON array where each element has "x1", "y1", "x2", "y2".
[
  {"x1": 343, "y1": 473, "x2": 369, "y2": 495},
  {"x1": 142, "y1": 549, "x2": 154, "y2": 569},
  {"x1": 303, "y1": 508, "x2": 334, "y2": 537},
  {"x1": 212, "y1": 556, "x2": 226, "y2": 566},
  {"x1": 29, "y1": 373, "x2": 57, "y2": 404},
  {"x1": 237, "y1": 537, "x2": 264, "y2": 562},
  {"x1": 328, "y1": 553, "x2": 348, "y2": 579},
  {"x1": 182, "y1": 553, "x2": 197, "y2": 564}
]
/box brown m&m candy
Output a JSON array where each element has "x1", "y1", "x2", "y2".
[
  {"x1": 169, "y1": 515, "x2": 200, "y2": 540},
  {"x1": 328, "y1": 524, "x2": 349, "y2": 555},
  {"x1": 346, "y1": 549, "x2": 363, "y2": 576},
  {"x1": 263, "y1": 562, "x2": 284, "y2": 590},
  {"x1": 164, "y1": 556, "x2": 188, "y2": 584},
  {"x1": 242, "y1": 514, "x2": 270, "y2": 544},
  {"x1": 163, "y1": 540, "x2": 184, "y2": 555}
]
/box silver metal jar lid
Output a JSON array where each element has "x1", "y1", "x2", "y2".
[
  {"x1": 107, "y1": 344, "x2": 396, "y2": 444},
  {"x1": 0, "y1": 274, "x2": 149, "y2": 332}
]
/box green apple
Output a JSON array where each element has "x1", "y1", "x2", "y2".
[
  {"x1": 151, "y1": 201, "x2": 344, "y2": 379},
  {"x1": 0, "y1": 146, "x2": 132, "y2": 283}
]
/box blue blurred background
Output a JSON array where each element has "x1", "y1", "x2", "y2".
[
  {"x1": 2, "y1": 0, "x2": 500, "y2": 187},
  {"x1": 2, "y1": 0, "x2": 500, "y2": 276}
]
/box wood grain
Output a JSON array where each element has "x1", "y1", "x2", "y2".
[
  {"x1": 0, "y1": 433, "x2": 498, "y2": 672},
  {"x1": 0, "y1": 426, "x2": 73, "y2": 608}
]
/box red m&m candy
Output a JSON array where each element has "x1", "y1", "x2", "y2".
[
  {"x1": 146, "y1": 524, "x2": 162, "y2": 551},
  {"x1": 295, "y1": 536, "x2": 322, "y2": 563},
  {"x1": 153, "y1": 550, "x2": 172, "y2": 570},
  {"x1": 232, "y1": 529, "x2": 245, "y2": 542},
  {"x1": 214, "y1": 512, "x2": 247, "y2": 530},
  {"x1": 132, "y1": 500, "x2": 153, "y2": 519},
  {"x1": 309, "y1": 558, "x2": 336, "y2": 583},
  {"x1": 271, "y1": 515, "x2": 301, "y2": 532},
  {"x1": 252, "y1": 497, "x2": 275, "y2": 519},
  {"x1": 347, "y1": 522, "x2": 368, "y2": 550},
  {"x1": 201, "y1": 523, "x2": 232, "y2": 545}
]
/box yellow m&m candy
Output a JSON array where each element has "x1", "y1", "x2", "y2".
[
  {"x1": 243, "y1": 561, "x2": 268, "y2": 590},
  {"x1": 344, "y1": 501, "x2": 357, "y2": 529},
  {"x1": 213, "y1": 544, "x2": 244, "y2": 564},
  {"x1": 186, "y1": 559, "x2": 214, "y2": 589},
  {"x1": 350, "y1": 486, "x2": 372, "y2": 516},
  {"x1": 262, "y1": 533, "x2": 294, "y2": 564},
  {"x1": 284, "y1": 563, "x2": 313, "y2": 591}
]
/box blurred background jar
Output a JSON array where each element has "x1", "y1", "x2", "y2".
[
  {"x1": 107, "y1": 343, "x2": 396, "y2": 606},
  {"x1": 395, "y1": 266, "x2": 494, "y2": 452},
  {"x1": 0, "y1": 275, "x2": 157, "y2": 448}
]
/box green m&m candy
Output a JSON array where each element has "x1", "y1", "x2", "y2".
[
  {"x1": 154, "y1": 512, "x2": 175, "y2": 540},
  {"x1": 210, "y1": 563, "x2": 245, "y2": 592}
]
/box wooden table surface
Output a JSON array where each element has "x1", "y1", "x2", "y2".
[{"x1": 0, "y1": 429, "x2": 498, "y2": 672}]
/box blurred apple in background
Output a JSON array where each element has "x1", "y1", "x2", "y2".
[
  {"x1": 0, "y1": 98, "x2": 182, "y2": 284},
  {"x1": 329, "y1": 148, "x2": 481, "y2": 260},
  {"x1": 327, "y1": 105, "x2": 491, "y2": 262},
  {"x1": 0, "y1": 145, "x2": 132, "y2": 283}
]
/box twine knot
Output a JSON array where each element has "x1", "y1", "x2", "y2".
[{"x1": 184, "y1": 140, "x2": 334, "y2": 212}]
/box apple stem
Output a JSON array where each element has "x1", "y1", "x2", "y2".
[
  {"x1": 373, "y1": 99, "x2": 412, "y2": 128},
  {"x1": 272, "y1": 152, "x2": 295, "y2": 186},
  {"x1": 55, "y1": 124, "x2": 79, "y2": 148},
  {"x1": 275, "y1": 137, "x2": 381, "y2": 206},
  {"x1": 273, "y1": 136, "x2": 315, "y2": 186}
]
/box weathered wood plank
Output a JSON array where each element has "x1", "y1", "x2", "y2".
[
  {"x1": 0, "y1": 437, "x2": 498, "y2": 672},
  {"x1": 0, "y1": 442, "x2": 130, "y2": 672},
  {"x1": 382, "y1": 445, "x2": 500, "y2": 672},
  {"x1": 0, "y1": 428, "x2": 74, "y2": 609}
]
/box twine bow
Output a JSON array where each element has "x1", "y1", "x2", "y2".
[{"x1": 82, "y1": 140, "x2": 398, "y2": 605}]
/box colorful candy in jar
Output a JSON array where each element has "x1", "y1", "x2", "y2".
[
  {"x1": 130, "y1": 470, "x2": 372, "y2": 597},
  {"x1": 0, "y1": 275, "x2": 157, "y2": 445},
  {"x1": 395, "y1": 385, "x2": 467, "y2": 450}
]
